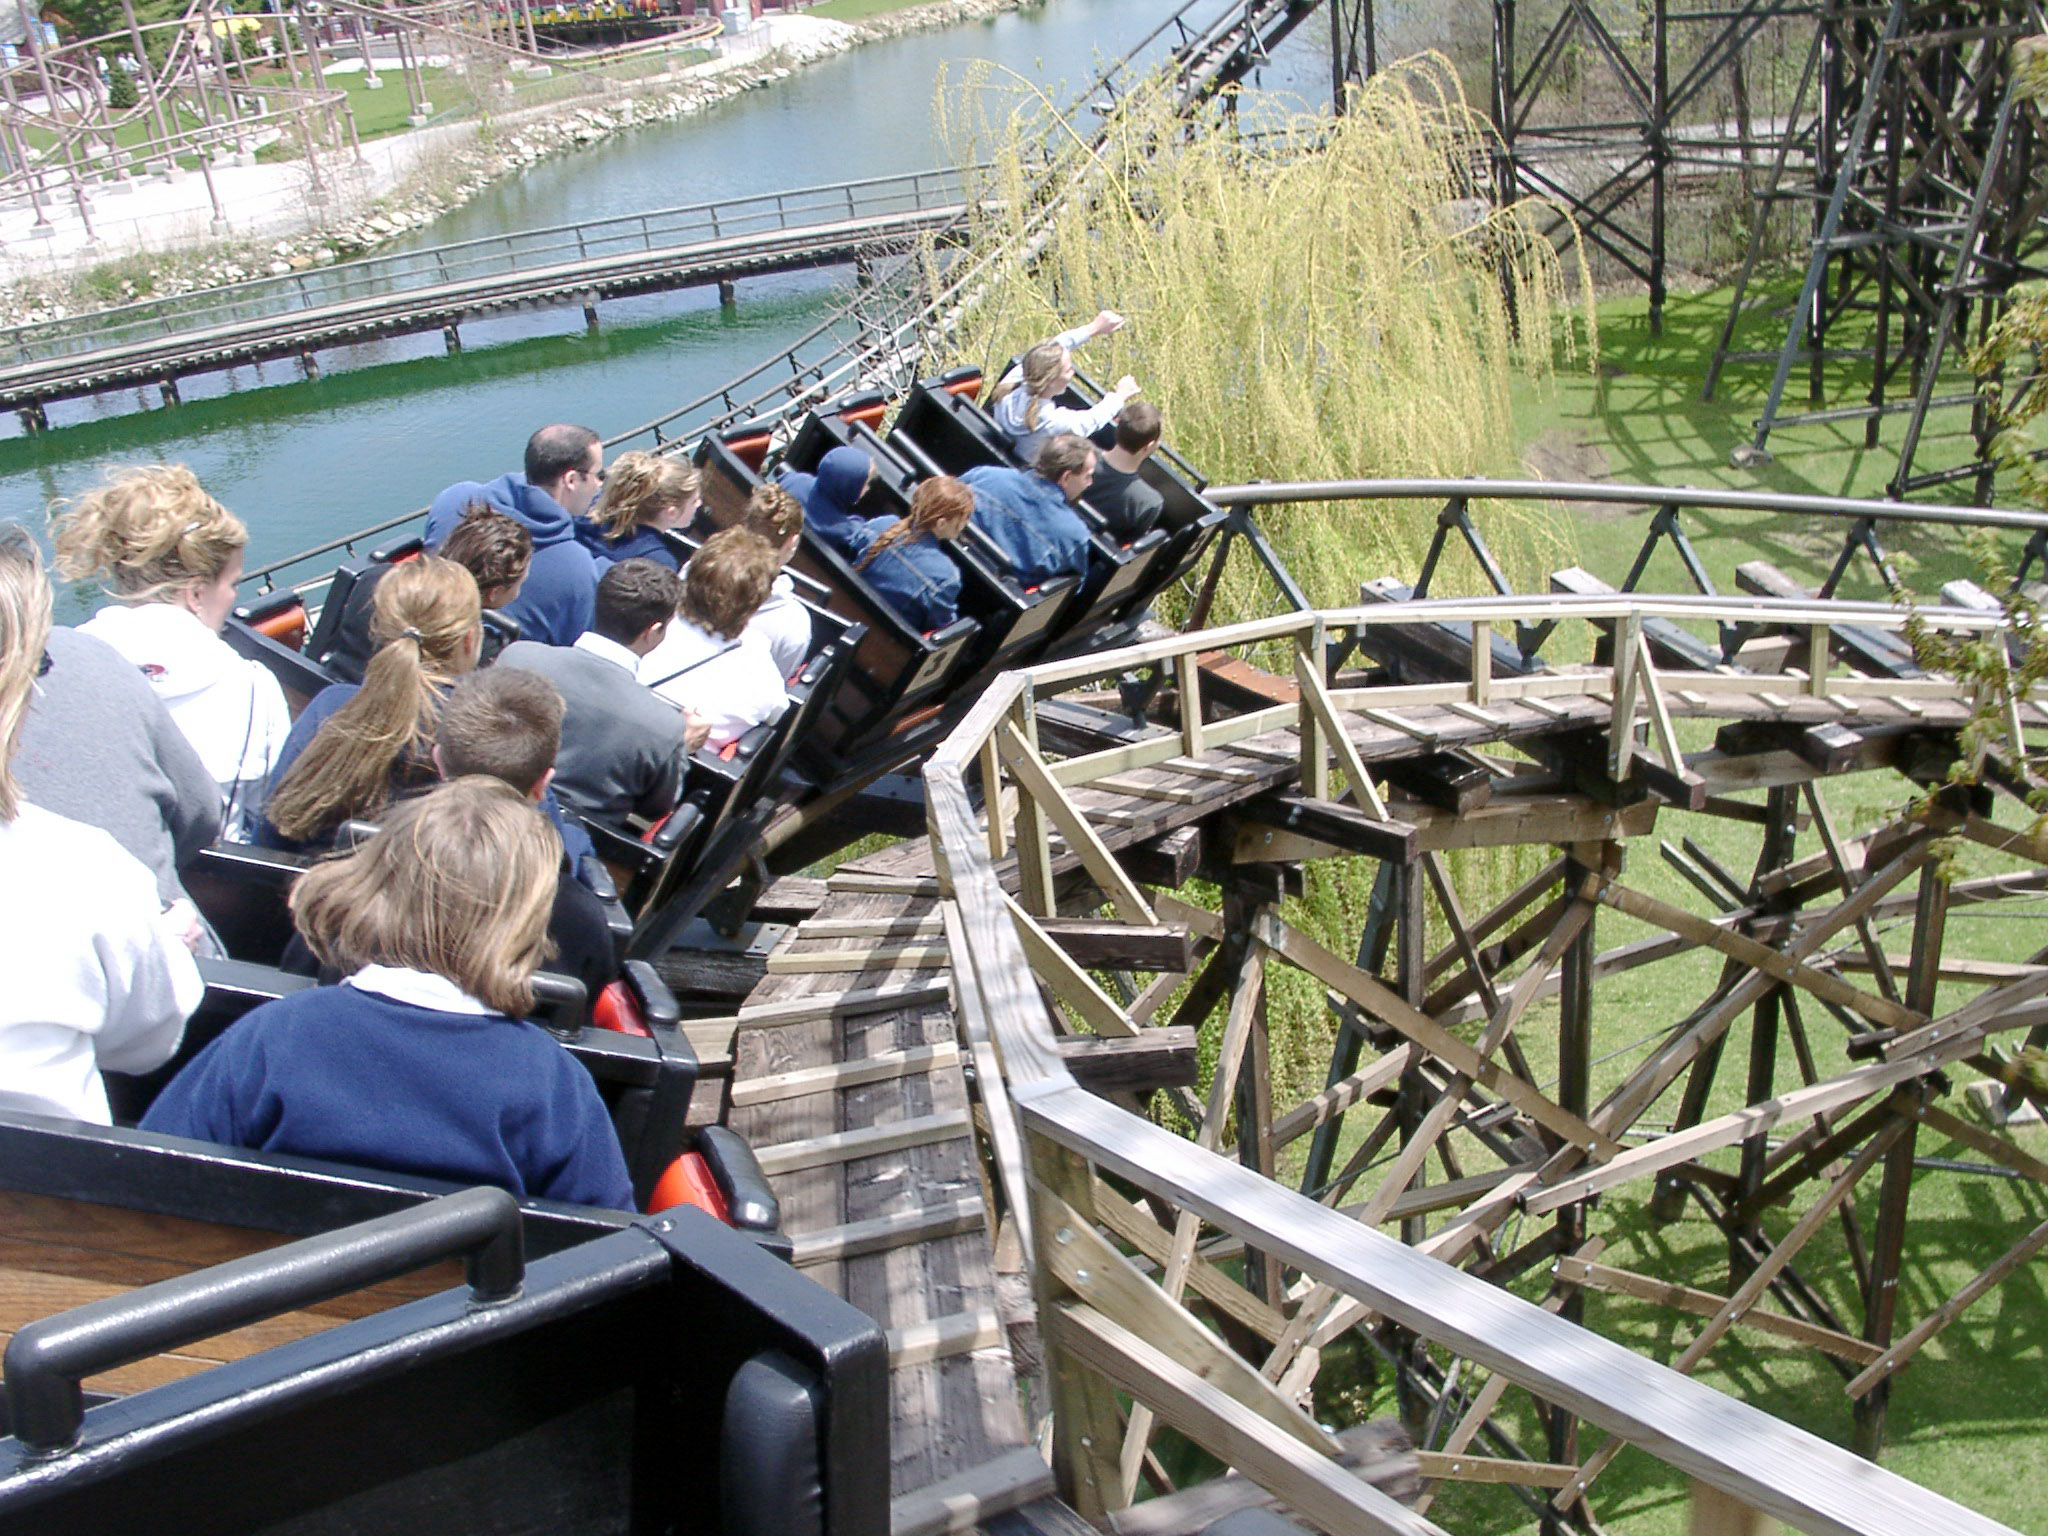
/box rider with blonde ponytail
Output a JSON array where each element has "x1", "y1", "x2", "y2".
[
  {"x1": 988, "y1": 309, "x2": 1140, "y2": 467},
  {"x1": 259, "y1": 556, "x2": 482, "y2": 852},
  {"x1": 51, "y1": 465, "x2": 290, "y2": 837}
]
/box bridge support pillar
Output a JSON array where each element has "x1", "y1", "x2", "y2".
[
  {"x1": 443, "y1": 325, "x2": 463, "y2": 356},
  {"x1": 160, "y1": 379, "x2": 180, "y2": 407},
  {"x1": 299, "y1": 351, "x2": 320, "y2": 381},
  {"x1": 583, "y1": 304, "x2": 600, "y2": 336},
  {"x1": 717, "y1": 279, "x2": 736, "y2": 307},
  {"x1": 16, "y1": 402, "x2": 47, "y2": 434}
]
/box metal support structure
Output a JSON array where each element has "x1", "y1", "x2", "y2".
[{"x1": 1711, "y1": 0, "x2": 2048, "y2": 497}]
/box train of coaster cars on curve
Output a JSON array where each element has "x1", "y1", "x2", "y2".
[{"x1": 0, "y1": 364, "x2": 1231, "y2": 1536}]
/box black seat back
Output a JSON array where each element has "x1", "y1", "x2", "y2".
[
  {"x1": 0, "y1": 1163, "x2": 887, "y2": 1536},
  {"x1": 226, "y1": 592, "x2": 336, "y2": 713},
  {"x1": 106, "y1": 958, "x2": 694, "y2": 1210},
  {"x1": 790, "y1": 424, "x2": 1083, "y2": 677},
  {"x1": 301, "y1": 562, "x2": 363, "y2": 670},
  {"x1": 183, "y1": 844, "x2": 309, "y2": 966}
]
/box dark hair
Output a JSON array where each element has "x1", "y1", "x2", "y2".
[
  {"x1": 1114, "y1": 400, "x2": 1163, "y2": 453},
  {"x1": 680, "y1": 528, "x2": 777, "y2": 641},
  {"x1": 1037, "y1": 433, "x2": 1097, "y2": 481},
  {"x1": 858, "y1": 477, "x2": 973, "y2": 571},
  {"x1": 524, "y1": 424, "x2": 601, "y2": 491},
  {"x1": 593, "y1": 557, "x2": 680, "y2": 645},
  {"x1": 440, "y1": 504, "x2": 533, "y2": 596}
]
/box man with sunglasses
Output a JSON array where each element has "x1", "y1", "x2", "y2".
[{"x1": 425, "y1": 423, "x2": 605, "y2": 648}]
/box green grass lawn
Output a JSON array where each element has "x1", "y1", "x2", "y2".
[
  {"x1": 808, "y1": 0, "x2": 944, "y2": 20},
  {"x1": 1512, "y1": 280, "x2": 2022, "y2": 600}
]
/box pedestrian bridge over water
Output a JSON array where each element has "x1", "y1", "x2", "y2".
[{"x1": 0, "y1": 165, "x2": 977, "y2": 425}]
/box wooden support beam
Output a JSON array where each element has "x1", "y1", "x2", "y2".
[
  {"x1": 1416, "y1": 1453, "x2": 1577, "y2": 1489},
  {"x1": 1050, "y1": 1303, "x2": 1450, "y2": 1536},
  {"x1": 887, "y1": 1308, "x2": 1005, "y2": 1368},
  {"x1": 1093, "y1": 1191, "x2": 1288, "y2": 1344},
  {"x1": 1524, "y1": 1048, "x2": 1964, "y2": 1217},
  {"x1": 730, "y1": 1042, "x2": 960, "y2": 1107},
  {"x1": 1556, "y1": 1257, "x2": 1882, "y2": 1364},
  {"x1": 753, "y1": 1109, "x2": 971, "y2": 1177},
  {"x1": 765, "y1": 941, "x2": 949, "y2": 973},
  {"x1": 1058, "y1": 1028, "x2": 1200, "y2": 1096},
  {"x1": 1006, "y1": 894, "x2": 1140, "y2": 1039},
  {"x1": 1842, "y1": 1209, "x2": 2048, "y2": 1398},
  {"x1": 999, "y1": 721, "x2": 1156, "y2": 925},
  {"x1": 1257, "y1": 911, "x2": 1624, "y2": 1159},
  {"x1": 1589, "y1": 876, "x2": 1920, "y2": 1031},
  {"x1": 1235, "y1": 794, "x2": 1419, "y2": 864},
  {"x1": 1550, "y1": 1122, "x2": 1905, "y2": 1510},
  {"x1": 1038, "y1": 1192, "x2": 1334, "y2": 1460},
  {"x1": 890, "y1": 1447, "x2": 1056, "y2": 1536},
  {"x1": 734, "y1": 979, "x2": 951, "y2": 1027}
]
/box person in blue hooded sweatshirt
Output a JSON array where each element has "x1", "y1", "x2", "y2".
[
  {"x1": 960, "y1": 433, "x2": 1099, "y2": 587},
  {"x1": 775, "y1": 445, "x2": 873, "y2": 554},
  {"x1": 425, "y1": 425, "x2": 606, "y2": 649}
]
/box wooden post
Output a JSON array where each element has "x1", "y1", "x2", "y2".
[
  {"x1": 1855, "y1": 863, "x2": 1944, "y2": 1457},
  {"x1": 1011, "y1": 694, "x2": 1055, "y2": 917},
  {"x1": 1032, "y1": 1138, "x2": 1124, "y2": 1520},
  {"x1": 1733, "y1": 785, "x2": 1796, "y2": 1284},
  {"x1": 1544, "y1": 844, "x2": 1597, "y2": 1534},
  {"x1": 1225, "y1": 871, "x2": 1282, "y2": 1304},
  {"x1": 1297, "y1": 617, "x2": 1329, "y2": 801},
  {"x1": 1690, "y1": 1478, "x2": 1779, "y2": 1535},
  {"x1": 1388, "y1": 861, "x2": 1431, "y2": 1439},
  {"x1": 1301, "y1": 860, "x2": 1399, "y2": 1196}
]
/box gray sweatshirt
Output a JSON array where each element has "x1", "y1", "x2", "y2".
[{"x1": 15, "y1": 626, "x2": 223, "y2": 906}]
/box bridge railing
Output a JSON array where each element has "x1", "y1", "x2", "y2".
[
  {"x1": 0, "y1": 164, "x2": 977, "y2": 370},
  {"x1": 921, "y1": 593, "x2": 2029, "y2": 1536}
]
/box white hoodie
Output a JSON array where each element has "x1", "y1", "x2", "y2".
[{"x1": 80, "y1": 603, "x2": 290, "y2": 837}]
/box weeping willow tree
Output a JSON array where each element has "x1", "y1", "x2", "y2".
[
  {"x1": 923, "y1": 63, "x2": 1600, "y2": 1120},
  {"x1": 927, "y1": 56, "x2": 1595, "y2": 621}
]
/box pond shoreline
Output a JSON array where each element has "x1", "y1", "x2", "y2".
[{"x1": 0, "y1": 0, "x2": 1032, "y2": 328}]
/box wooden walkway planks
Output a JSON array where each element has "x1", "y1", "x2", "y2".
[{"x1": 727, "y1": 890, "x2": 1034, "y2": 1510}]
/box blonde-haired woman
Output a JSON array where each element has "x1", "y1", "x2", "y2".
[
  {"x1": 988, "y1": 309, "x2": 1140, "y2": 467},
  {"x1": 259, "y1": 555, "x2": 482, "y2": 852},
  {"x1": 574, "y1": 449, "x2": 701, "y2": 571},
  {"x1": 142, "y1": 776, "x2": 633, "y2": 1210},
  {"x1": 0, "y1": 524, "x2": 201, "y2": 1125},
  {"x1": 50, "y1": 465, "x2": 290, "y2": 838}
]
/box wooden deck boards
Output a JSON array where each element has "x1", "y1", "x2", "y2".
[{"x1": 728, "y1": 890, "x2": 1032, "y2": 1510}]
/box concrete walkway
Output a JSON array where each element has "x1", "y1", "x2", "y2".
[{"x1": 0, "y1": 13, "x2": 857, "y2": 282}]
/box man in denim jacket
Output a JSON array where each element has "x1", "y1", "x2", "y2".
[{"x1": 960, "y1": 433, "x2": 1099, "y2": 586}]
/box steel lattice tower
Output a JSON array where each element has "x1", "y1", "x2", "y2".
[{"x1": 1706, "y1": 0, "x2": 2047, "y2": 501}]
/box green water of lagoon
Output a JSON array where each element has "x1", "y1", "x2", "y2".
[{"x1": 0, "y1": 0, "x2": 1348, "y2": 599}]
